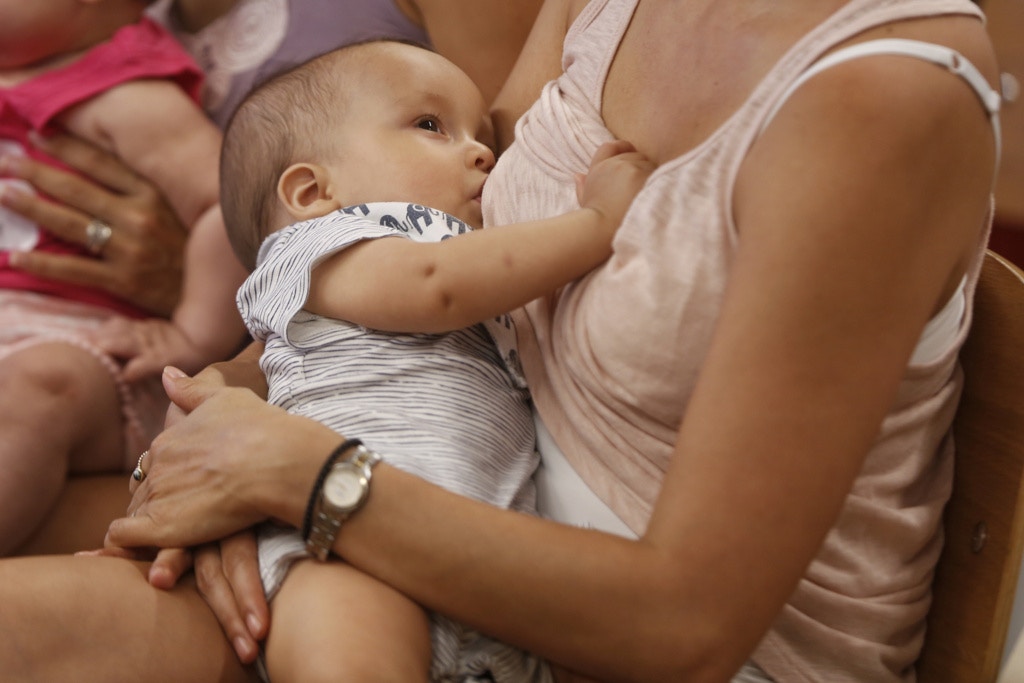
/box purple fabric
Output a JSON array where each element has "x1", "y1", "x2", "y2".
[{"x1": 153, "y1": 0, "x2": 431, "y2": 127}]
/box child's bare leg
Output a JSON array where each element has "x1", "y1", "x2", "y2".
[
  {"x1": 0, "y1": 343, "x2": 125, "y2": 554},
  {"x1": 264, "y1": 558, "x2": 432, "y2": 683},
  {"x1": 0, "y1": 554, "x2": 257, "y2": 682}
]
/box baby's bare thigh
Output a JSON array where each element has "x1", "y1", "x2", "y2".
[{"x1": 264, "y1": 557, "x2": 432, "y2": 683}]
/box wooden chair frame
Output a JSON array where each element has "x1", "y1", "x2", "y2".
[{"x1": 917, "y1": 250, "x2": 1024, "y2": 682}]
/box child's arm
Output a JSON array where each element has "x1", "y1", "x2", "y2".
[
  {"x1": 306, "y1": 141, "x2": 654, "y2": 333},
  {"x1": 64, "y1": 80, "x2": 249, "y2": 379},
  {"x1": 61, "y1": 79, "x2": 221, "y2": 227}
]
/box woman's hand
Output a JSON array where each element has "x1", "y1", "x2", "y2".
[
  {"x1": 106, "y1": 366, "x2": 334, "y2": 550},
  {"x1": 0, "y1": 132, "x2": 187, "y2": 316},
  {"x1": 190, "y1": 533, "x2": 269, "y2": 663},
  {"x1": 106, "y1": 371, "x2": 274, "y2": 549},
  {"x1": 148, "y1": 535, "x2": 269, "y2": 664}
]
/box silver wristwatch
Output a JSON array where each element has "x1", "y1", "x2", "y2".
[{"x1": 305, "y1": 444, "x2": 382, "y2": 561}]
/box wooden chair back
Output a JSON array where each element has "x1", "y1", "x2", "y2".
[{"x1": 917, "y1": 250, "x2": 1024, "y2": 682}]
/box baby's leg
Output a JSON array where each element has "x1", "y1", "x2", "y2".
[
  {"x1": 263, "y1": 558, "x2": 432, "y2": 683},
  {"x1": 0, "y1": 343, "x2": 125, "y2": 554}
]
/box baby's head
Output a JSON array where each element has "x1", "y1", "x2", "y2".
[
  {"x1": 0, "y1": 0, "x2": 156, "y2": 70},
  {"x1": 220, "y1": 39, "x2": 496, "y2": 270}
]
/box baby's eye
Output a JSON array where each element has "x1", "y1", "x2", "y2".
[{"x1": 416, "y1": 117, "x2": 441, "y2": 133}]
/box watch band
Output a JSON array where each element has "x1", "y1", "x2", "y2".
[
  {"x1": 304, "y1": 441, "x2": 381, "y2": 561},
  {"x1": 302, "y1": 439, "x2": 363, "y2": 542}
]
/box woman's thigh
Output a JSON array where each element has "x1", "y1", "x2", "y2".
[
  {"x1": 0, "y1": 554, "x2": 257, "y2": 683},
  {"x1": 14, "y1": 474, "x2": 130, "y2": 555}
]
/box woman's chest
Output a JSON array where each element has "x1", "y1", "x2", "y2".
[{"x1": 600, "y1": 0, "x2": 841, "y2": 164}]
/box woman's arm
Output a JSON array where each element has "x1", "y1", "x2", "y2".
[
  {"x1": 488, "y1": 0, "x2": 585, "y2": 152},
  {"x1": 401, "y1": 0, "x2": 545, "y2": 107}
]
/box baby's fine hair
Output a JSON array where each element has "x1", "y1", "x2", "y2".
[
  {"x1": 219, "y1": 49, "x2": 351, "y2": 270},
  {"x1": 221, "y1": 40, "x2": 428, "y2": 270}
]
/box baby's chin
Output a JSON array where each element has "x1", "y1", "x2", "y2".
[{"x1": 453, "y1": 205, "x2": 484, "y2": 231}]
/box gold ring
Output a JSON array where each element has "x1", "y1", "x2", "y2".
[
  {"x1": 132, "y1": 450, "x2": 149, "y2": 482},
  {"x1": 85, "y1": 218, "x2": 113, "y2": 255}
]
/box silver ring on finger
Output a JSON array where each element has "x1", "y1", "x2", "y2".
[
  {"x1": 132, "y1": 450, "x2": 149, "y2": 483},
  {"x1": 85, "y1": 218, "x2": 113, "y2": 255}
]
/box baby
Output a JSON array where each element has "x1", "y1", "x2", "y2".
[{"x1": 220, "y1": 40, "x2": 653, "y2": 682}]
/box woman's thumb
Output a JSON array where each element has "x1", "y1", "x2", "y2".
[{"x1": 162, "y1": 366, "x2": 211, "y2": 414}]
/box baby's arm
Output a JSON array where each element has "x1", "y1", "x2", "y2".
[
  {"x1": 64, "y1": 80, "x2": 248, "y2": 379},
  {"x1": 307, "y1": 141, "x2": 654, "y2": 333}
]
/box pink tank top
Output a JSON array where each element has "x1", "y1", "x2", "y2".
[
  {"x1": 483, "y1": 1, "x2": 994, "y2": 680},
  {"x1": 0, "y1": 18, "x2": 203, "y2": 318}
]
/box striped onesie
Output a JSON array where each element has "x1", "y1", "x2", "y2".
[{"x1": 239, "y1": 202, "x2": 546, "y2": 682}]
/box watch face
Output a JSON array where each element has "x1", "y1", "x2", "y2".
[{"x1": 323, "y1": 463, "x2": 366, "y2": 509}]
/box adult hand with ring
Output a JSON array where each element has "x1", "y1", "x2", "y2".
[
  {"x1": 131, "y1": 450, "x2": 150, "y2": 489},
  {"x1": 85, "y1": 218, "x2": 113, "y2": 255},
  {"x1": 0, "y1": 132, "x2": 187, "y2": 316}
]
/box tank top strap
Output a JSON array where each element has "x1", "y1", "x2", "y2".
[{"x1": 761, "y1": 38, "x2": 1002, "y2": 166}]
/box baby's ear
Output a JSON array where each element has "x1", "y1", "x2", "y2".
[{"x1": 277, "y1": 163, "x2": 342, "y2": 221}]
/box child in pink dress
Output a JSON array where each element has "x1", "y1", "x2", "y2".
[{"x1": 0, "y1": 0, "x2": 247, "y2": 554}]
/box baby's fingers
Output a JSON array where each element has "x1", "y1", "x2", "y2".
[
  {"x1": 88, "y1": 317, "x2": 141, "y2": 358},
  {"x1": 122, "y1": 354, "x2": 166, "y2": 383},
  {"x1": 590, "y1": 139, "x2": 637, "y2": 167}
]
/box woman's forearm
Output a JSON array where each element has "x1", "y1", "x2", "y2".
[{"x1": 324, "y1": 465, "x2": 739, "y2": 683}]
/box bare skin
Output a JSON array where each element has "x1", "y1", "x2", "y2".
[
  {"x1": 0, "y1": 0, "x2": 544, "y2": 319},
  {"x1": 0, "y1": 133, "x2": 188, "y2": 317},
  {"x1": 0, "y1": 555, "x2": 257, "y2": 683},
  {"x1": 0, "y1": 344, "x2": 124, "y2": 555},
  {"x1": 14, "y1": 474, "x2": 129, "y2": 556},
  {"x1": 12, "y1": 0, "x2": 546, "y2": 557},
  {"x1": 0, "y1": 1, "x2": 999, "y2": 682}
]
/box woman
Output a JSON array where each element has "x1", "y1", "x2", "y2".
[
  {"x1": 5, "y1": 0, "x2": 543, "y2": 556},
  {"x1": 0, "y1": 0, "x2": 1001, "y2": 681}
]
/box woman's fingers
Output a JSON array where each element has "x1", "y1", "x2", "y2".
[
  {"x1": 147, "y1": 547, "x2": 194, "y2": 590},
  {"x1": 1, "y1": 133, "x2": 187, "y2": 316},
  {"x1": 0, "y1": 170, "x2": 104, "y2": 248},
  {"x1": 29, "y1": 131, "x2": 144, "y2": 196},
  {"x1": 7, "y1": 249, "x2": 115, "y2": 290},
  {"x1": 218, "y1": 531, "x2": 269, "y2": 641},
  {"x1": 75, "y1": 546, "x2": 153, "y2": 561},
  {"x1": 162, "y1": 366, "x2": 220, "y2": 415},
  {"x1": 193, "y1": 535, "x2": 267, "y2": 663}
]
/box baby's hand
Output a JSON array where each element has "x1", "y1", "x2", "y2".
[
  {"x1": 576, "y1": 140, "x2": 655, "y2": 234},
  {"x1": 88, "y1": 316, "x2": 216, "y2": 382}
]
